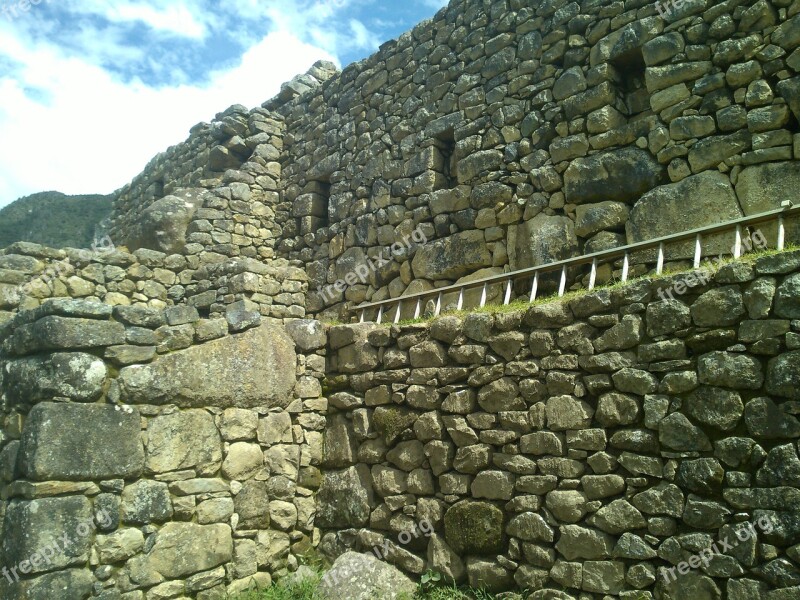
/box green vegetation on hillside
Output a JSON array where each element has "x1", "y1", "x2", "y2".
[{"x1": 0, "y1": 191, "x2": 112, "y2": 250}]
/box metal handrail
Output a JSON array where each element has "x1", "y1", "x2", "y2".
[{"x1": 352, "y1": 202, "x2": 799, "y2": 323}]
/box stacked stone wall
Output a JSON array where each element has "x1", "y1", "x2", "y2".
[
  {"x1": 318, "y1": 249, "x2": 800, "y2": 598},
  {"x1": 269, "y1": 0, "x2": 800, "y2": 320},
  {"x1": 0, "y1": 301, "x2": 327, "y2": 599}
]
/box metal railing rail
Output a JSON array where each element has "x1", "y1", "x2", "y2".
[{"x1": 352, "y1": 201, "x2": 799, "y2": 324}]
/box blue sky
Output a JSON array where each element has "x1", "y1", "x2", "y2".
[{"x1": 0, "y1": 0, "x2": 448, "y2": 208}]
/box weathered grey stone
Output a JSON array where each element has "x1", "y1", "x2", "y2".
[
  {"x1": 144, "y1": 522, "x2": 232, "y2": 579},
  {"x1": 411, "y1": 230, "x2": 491, "y2": 280},
  {"x1": 564, "y1": 148, "x2": 665, "y2": 205},
  {"x1": 445, "y1": 501, "x2": 505, "y2": 554},
  {"x1": 591, "y1": 499, "x2": 647, "y2": 534},
  {"x1": 95, "y1": 528, "x2": 145, "y2": 563},
  {"x1": 575, "y1": 202, "x2": 629, "y2": 238},
  {"x1": 646, "y1": 299, "x2": 691, "y2": 336},
  {"x1": 316, "y1": 465, "x2": 373, "y2": 528},
  {"x1": 684, "y1": 386, "x2": 744, "y2": 430},
  {"x1": 427, "y1": 534, "x2": 466, "y2": 583},
  {"x1": 4, "y1": 352, "x2": 106, "y2": 405},
  {"x1": 766, "y1": 351, "x2": 800, "y2": 400},
  {"x1": 146, "y1": 410, "x2": 222, "y2": 475},
  {"x1": 121, "y1": 480, "x2": 173, "y2": 524},
  {"x1": 632, "y1": 483, "x2": 685, "y2": 517},
  {"x1": 119, "y1": 325, "x2": 296, "y2": 408},
  {"x1": 284, "y1": 319, "x2": 327, "y2": 351},
  {"x1": 775, "y1": 274, "x2": 800, "y2": 319},
  {"x1": 511, "y1": 213, "x2": 579, "y2": 273},
  {"x1": 691, "y1": 287, "x2": 745, "y2": 326},
  {"x1": 318, "y1": 552, "x2": 416, "y2": 600},
  {"x1": 546, "y1": 395, "x2": 593, "y2": 430},
  {"x1": 18, "y1": 403, "x2": 144, "y2": 481},
  {"x1": 659, "y1": 413, "x2": 712, "y2": 452},
  {"x1": 234, "y1": 480, "x2": 270, "y2": 529},
  {"x1": 698, "y1": 351, "x2": 764, "y2": 390},
  {"x1": 2, "y1": 496, "x2": 93, "y2": 573},
  {"x1": 0, "y1": 569, "x2": 93, "y2": 600},
  {"x1": 627, "y1": 172, "x2": 742, "y2": 256},
  {"x1": 19, "y1": 316, "x2": 126, "y2": 353},
  {"x1": 677, "y1": 459, "x2": 725, "y2": 495},
  {"x1": 744, "y1": 397, "x2": 800, "y2": 439},
  {"x1": 555, "y1": 525, "x2": 614, "y2": 560},
  {"x1": 125, "y1": 189, "x2": 206, "y2": 253}
]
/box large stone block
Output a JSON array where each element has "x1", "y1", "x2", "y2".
[
  {"x1": 17, "y1": 403, "x2": 144, "y2": 481},
  {"x1": 4, "y1": 353, "x2": 107, "y2": 406},
  {"x1": 146, "y1": 410, "x2": 222, "y2": 475},
  {"x1": 1, "y1": 496, "x2": 93, "y2": 574},
  {"x1": 444, "y1": 500, "x2": 505, "y2": 555},
  {"x1": 563, "y1": 148, "x2": 665, "y2": 205},
  {"x1": 411, "y1": 230, "x2": 491, "y2": 280},
  {"x1": 627, "y1": 171, "x2": 743, "y2": 259},
  {"x1": 144, "y1": 522, "x2": 232, "y2": 579},
  {"x1": 510, "y1": 214, "x2": 579, "y2": 285},
  {"x1": 119, "y1": 325, "x2": 296, "y2": 409},
  {"x1": 318, "y1": 551, "x2": 416, "y2": 600},
  {"x1": 0, "y1": 569, "x2": 93, "y2": 600},
  {"x1": 17, "y1": 316, "x2": 126, "y2": 353},
  {"x1": 124, "y1": 189, "x2": 206, "y2": 253},
  {"x1": 735, "y1": 162, "x2": 800, "y2": 245},
  {"x1": 315, "y1": 465, "x2": 373, "y2": 528}
]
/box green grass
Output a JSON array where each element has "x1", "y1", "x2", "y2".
[
  {"x1": 234, "y1": 569, "x2": 515, "y2": 600},
  {"x1": 374, "y1": 244, "x2": 800, "y2": 327}
]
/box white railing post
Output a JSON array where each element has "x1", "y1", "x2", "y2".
[
  {"x1": 414, "y1": 298, "x2": 421, "y2": 319},
  {"x1": 588, "y1": 258, "x2": 597, "y2": 291},
  {"x1": 377, "y1": 306, "x2": 383, "y2": 324},
  {"x1": 457, "y1": 288, "x2": 464, "y2": 311},
  {"x1": 503, "y1": 279, "x2": 513, "y2": 305},
  {"x1": 656, "y1": 243, "x2": 664, "y2": 275},
  {"x1": 435, "y1": 292, "x2": 442, "y2": 317},
  {"x1": 621, "y1": 253, "x2": 629, "y2": 282},
  {"x1": 734, "y1": 225, "x2": 742, "y2": 258},
  {"x1": 693, "y1": 234, "x2": 702, "y2": 269},
  {"x1": 558, "y1": 265, "x2": 567, "y2": 297},
  {"x1": 359, "y1": 309, "x2": 365, "y2": 323},
  {"x1": 394, "y1": 301, "x2": 401, "y2": 324},
  {"x1": 529, "y1": 272, "x2": 539, "y2": 302},
  {"x1": 778, "y1": 216, "x2": 785, "y2": 251},
  {"x1": 479, "y1": 283, "x2": 488, "y2": 308}
]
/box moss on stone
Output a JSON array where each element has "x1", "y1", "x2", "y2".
[
  {"x1": 373, "y1": 406, "x2": 418, "y2": 445},
  {"x1": 443, "y1": 500, "x2": 505, "y2": 555}
]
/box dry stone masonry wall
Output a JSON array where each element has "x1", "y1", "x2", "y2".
[
  {"x1": 0, "y1": 301, "x2": 329, "y2": 599},
  {"x1": 320, "y1": 250, "x2": 800, "y2": 599},
  {"x1": 273, "y1": 0, "x2": 800, "y2": 319},
  {"x1": 1, "y1": 0, "x2": 800, "y2": 598}
]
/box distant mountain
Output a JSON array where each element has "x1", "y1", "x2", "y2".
[{"x1": 0, "y1": 191, "x2": 113, "y2": 250}]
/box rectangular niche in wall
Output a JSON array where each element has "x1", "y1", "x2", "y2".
[
  {"x1": 611, "y1": 48, "x2": 650, "y2": 118},
  {"x1": 435, "y1": 128, "x2": 458, "y2": 188},
  {"x1": 295, "y1": 176, "x2": 330, "y2": 236}
]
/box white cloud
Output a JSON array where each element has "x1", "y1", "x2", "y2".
[
  {"x1": 0, "y1": 24, "x2": 335, "y2": 206},
  {"x1": 61, "y1": 0, "x2": 208, "y2": 39}
]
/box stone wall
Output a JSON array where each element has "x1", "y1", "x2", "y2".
[
  {"x1": 269, "y1": 0, "x2": 800, "y2": 320},
  {"x1": 318, "y1": 249, "x2": 800, "y2": 598},
  {"x1": 0, "y1": 239, "x2": 308, "y2": 325},
  {"x1": 0, "y1": 301, "x2": 329, "y2": 599}
]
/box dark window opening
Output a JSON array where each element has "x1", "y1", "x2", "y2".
[
  {"x1": 611, "y1": 48, "x2": 648, "y2": 118},
  {"x1": 435, "y1": 128, "x2": 457, "y2": 188}
]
